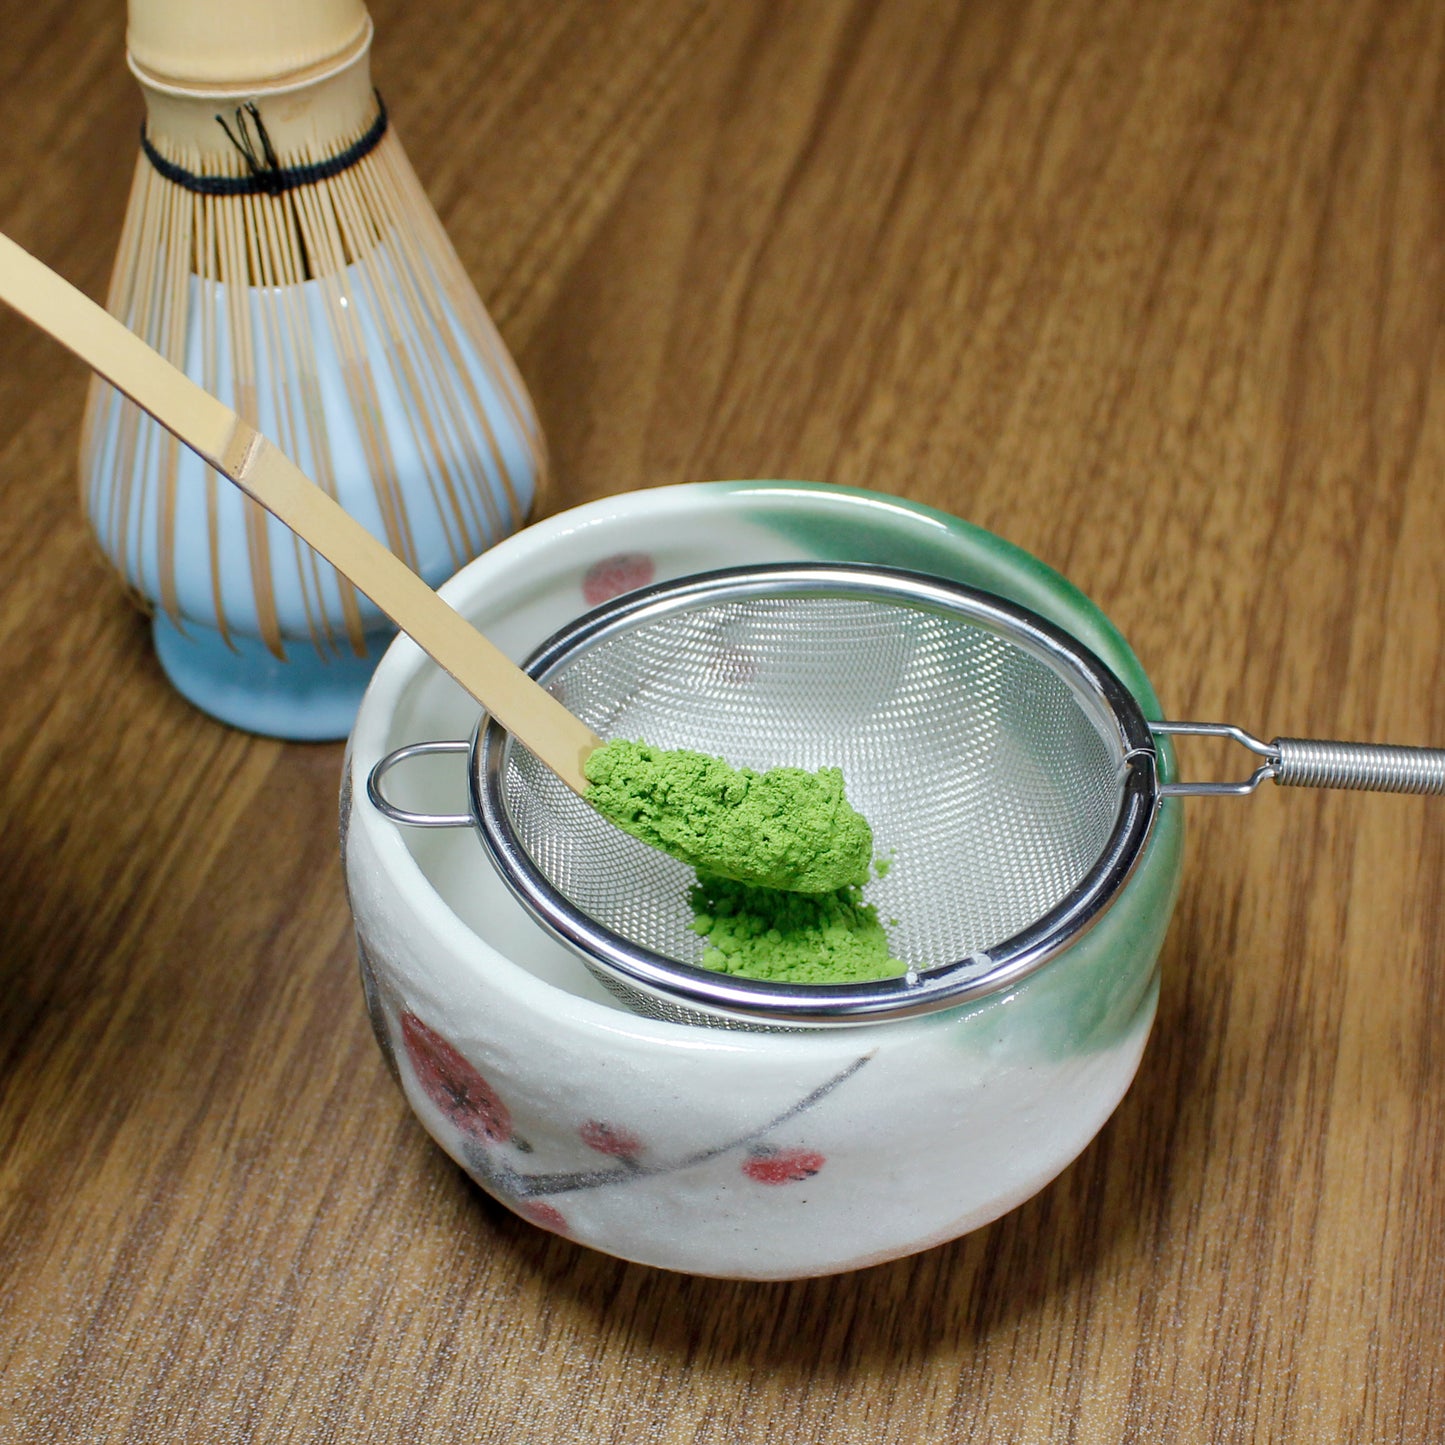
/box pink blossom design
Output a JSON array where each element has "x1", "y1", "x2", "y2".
[
  {"x1": 403, "y1": 1032, "x2": 868, "y2": 1238},
  {"x1": 516, "y1": 1200, "x2": 569, "y2": 1234},
  {"x1": 578, "y1": 1120, "x2": 644, "y2": 1159},
  {"x1": 742, "y1": 1146, "x2": 826, "y2": 1185},
  {"x1": 582, "y1": 552, "x2": 655, "y2": 606},
  {"x1": 401, "y1": 1011, "x2": 512, "y2": 1145}
]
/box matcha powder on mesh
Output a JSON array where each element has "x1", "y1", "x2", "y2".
[
  {"x1": 688, "y1": 873, "x2": 905, "y2": 985},
  {"x1": 583, "y1": 739, "x2": 874, "y2": 895},
  {"x1": 583, "y1": 738, "x2": 902, "y2": 985}
]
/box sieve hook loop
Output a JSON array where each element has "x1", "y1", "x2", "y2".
[
  {"x1": 1151, "y1": 721, "x2": 1278, "y2": 797},
  {"x1": 368, "y1": 740, "x2": 474, "y2": 827}
]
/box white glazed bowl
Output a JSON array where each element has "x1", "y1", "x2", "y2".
[{"x1": 342, "y1": 481, "x2": 1184, "y2": 1279}]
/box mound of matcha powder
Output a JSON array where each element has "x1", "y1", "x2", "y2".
[
  {"x1": 583, "y1": 739, "x2": 873, "y2": 895},
  {"x1": 688, "y1": 873, "x2": 905, "y2": 984}
]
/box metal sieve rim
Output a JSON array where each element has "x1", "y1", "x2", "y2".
[{"x1": 470, "y1": 564, "x2": 1161, "y2": 1026}]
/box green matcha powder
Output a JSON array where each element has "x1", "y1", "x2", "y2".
[
  {"x1": 688, "y1": 872, "x2": 903, "y2": 985},
  {"x1": 584, "y1": 739, "x2": 904, "y2": 984}
]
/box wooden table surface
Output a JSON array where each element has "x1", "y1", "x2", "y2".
[{"x1": 3, "y1": 0, "x2": 1444, "y2": 1439}]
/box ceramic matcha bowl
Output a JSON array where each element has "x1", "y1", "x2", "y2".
[{"x1": 341, "y1": 481, "x2": 1184, "y2": 1279}]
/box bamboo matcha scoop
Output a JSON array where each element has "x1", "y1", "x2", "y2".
[{"x1": 0, "y1": 232, "x2": 872, "y2": 893}]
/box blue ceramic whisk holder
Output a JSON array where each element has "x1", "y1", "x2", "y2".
[{"x1": 83, "y1": 7, "x2": 545, "y2": 740}]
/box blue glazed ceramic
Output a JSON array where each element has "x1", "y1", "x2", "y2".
[{"x1": 82, "y1": 255, "x2": 544, "y2": 739}]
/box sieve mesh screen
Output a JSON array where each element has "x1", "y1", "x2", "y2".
[{"x1": 498, "y1": 592, "x2": 1125, "y2": 975}]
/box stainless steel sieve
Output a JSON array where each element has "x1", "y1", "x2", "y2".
[{"x1": 369, "y1": 564, "x2": 1445, "y2": 1028}]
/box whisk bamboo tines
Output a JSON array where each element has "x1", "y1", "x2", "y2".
[{"x1": 81, "y1": 0, "x2": 547, "y2": 740}]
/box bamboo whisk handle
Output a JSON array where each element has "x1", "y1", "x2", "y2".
[
  {"x1": 0, "y1": 230, "x2": 600, "y2": 794},
  {"x1": 127, "y1": 0, "x2": 372, "y2": 90}
]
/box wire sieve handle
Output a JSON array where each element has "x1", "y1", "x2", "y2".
[
  {"x1": 1154, "y1": 721, "x2": 1445, "y2": 797},
  {"x1": 367, "y1": 740, "x2": 475, "y2": 827}
]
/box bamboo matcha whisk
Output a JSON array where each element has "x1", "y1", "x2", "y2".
[{"x1": 80, "y1": 0, "x2": 547, "y2": 738}]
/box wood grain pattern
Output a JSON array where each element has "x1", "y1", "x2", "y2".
[{"x1": 2, "y1": 0, "x2": 1444, "y2": 1438}]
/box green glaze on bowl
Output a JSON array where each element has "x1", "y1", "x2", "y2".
[
  {"x1": 712, "y1": 479, "x2": 1163, "y2": 713},
  {"x1": 708, "y1": 479, "x2": 1184, "y2": 1053}
]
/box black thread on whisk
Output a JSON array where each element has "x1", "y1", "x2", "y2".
[
  {"x1": 214, "y1": 102, "x2": 284, "y2": 192},
  {"x1": 139, "y1": 94, "x2": 389, "y2": 196}
]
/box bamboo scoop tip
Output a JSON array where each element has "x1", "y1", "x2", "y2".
[{"x1": 570, "y1": 735, "x2": 607, "y2": 795}]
